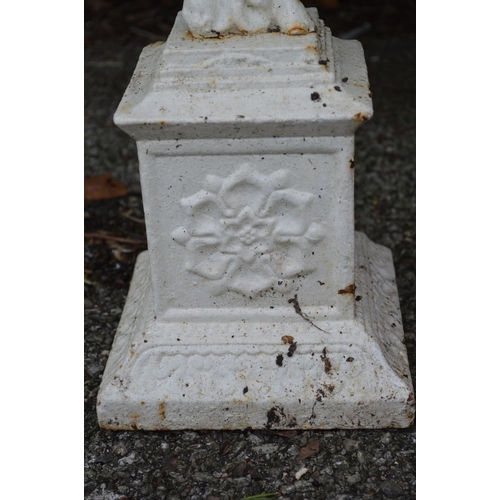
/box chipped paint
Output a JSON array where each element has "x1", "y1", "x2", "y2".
[
  {"x1": 354, "y1": 112, "x2": 369, "y2": 123},
  {"x1": 338, "y1": 284, "x2": 356, "y2": 295}
]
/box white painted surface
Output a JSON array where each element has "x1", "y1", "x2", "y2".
[
  {"x1": 98, "y1": 9, "x2": 414, "y2": 429},
  {"x1": 97, "y1": 234, "x2": 414, "y2": 430},
  {"x1": 182, "y1": 0, "x2": 315, "y2": 38}
]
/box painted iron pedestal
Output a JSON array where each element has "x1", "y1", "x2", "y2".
[{"x1": 97, "y1": 9, "x2": 415, "y2": 430}]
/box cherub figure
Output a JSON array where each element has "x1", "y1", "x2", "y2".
[{"x1": 182, "y1": 0, "x2": 315, "y2": 38}]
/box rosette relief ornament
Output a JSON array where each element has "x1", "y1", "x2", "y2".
[{"x1": 172, "y1": 164, "x2": 326, "y2": 297}]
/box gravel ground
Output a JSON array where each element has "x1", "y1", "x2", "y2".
[{"x1": 85, "y1": 1, "x2": 415, "y2": 498}]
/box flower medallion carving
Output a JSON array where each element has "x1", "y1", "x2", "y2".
[{"x1": 172, "y1": 164, "x2": 325, "y2": 296}]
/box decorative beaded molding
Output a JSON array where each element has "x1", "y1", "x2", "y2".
[
  {"x1": 125, "y1": 345, "x2": 367, "y2": 400},
  {"x1": 172, "y1": 164, "x2": 326, "y2": 296}
]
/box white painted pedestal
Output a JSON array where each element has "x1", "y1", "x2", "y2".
[{"x1": 97, "y1": 9, "x2": 415, "y2": 430}]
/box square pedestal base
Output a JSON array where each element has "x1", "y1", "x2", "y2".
[{"x1": 97, "y1": 232, "x2": 414, "y2": 430}]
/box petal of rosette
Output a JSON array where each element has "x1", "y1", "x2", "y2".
[
  {"x1": 304, "y1": 221, "x2": 326, "y2": 243},
  {"x1": 264, "y1": 188, "x2": 314, "y2": 239},
  {"x1": 211, "y1": 255, "x2": 276, "y2": 297},
  {"x1": 269, "y1": 245, "x2": 306, "y2": 278},
  {"x1": 189, "y1": 213, "x2": 224, "y2": 240},
  {"x1": 218, "y1": 165, "x2": 289, "y2": 214},
  {"x1": 185, "y1": 236, "x2": 221, "y2": 252},
  {"x1": 179, "y1": 188, "x2": 228, "y2": 241},
  {"x1": 252, "y1": 217, "x2": 276, "y2": 241},
  {"x1": 219, "y1": 167, "x2": 268, "y2": 214},
  {"x1": 186, "y1": 252, "x2": 235, "y2": 281},
  {"x1": 202, "y1": 174, "x2": 223, "y2": 194},
  {"x1": 228, "y1": 272, "x2": 276, "y2": 297},
  {"x1": 171, "y1": 226, "x2": 190, "y2": 246},
  {"x1": 180, "y1": 190, "x2": 227, "y2": 217},
  {"x1": 183, "y1": 234, "x2": 229, "y2": 279}
]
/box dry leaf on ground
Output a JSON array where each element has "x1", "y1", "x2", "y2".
[
  {"x1": 270, "y1": 430, "x2": 298, "y2": 438},
  {"x1": 84, "y1": 173, "x2": 127, "y2": 201},
  {"x1": 299, "y1": 439, "x2": 320, "y2": 460}
]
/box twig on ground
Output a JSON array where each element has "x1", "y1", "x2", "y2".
[
  {"x1": 85, "y1": 232, "x2": 146, "y2": 245},
  {"x1": 119, "y1": 210, "x2": 145, "y2": 224}
]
